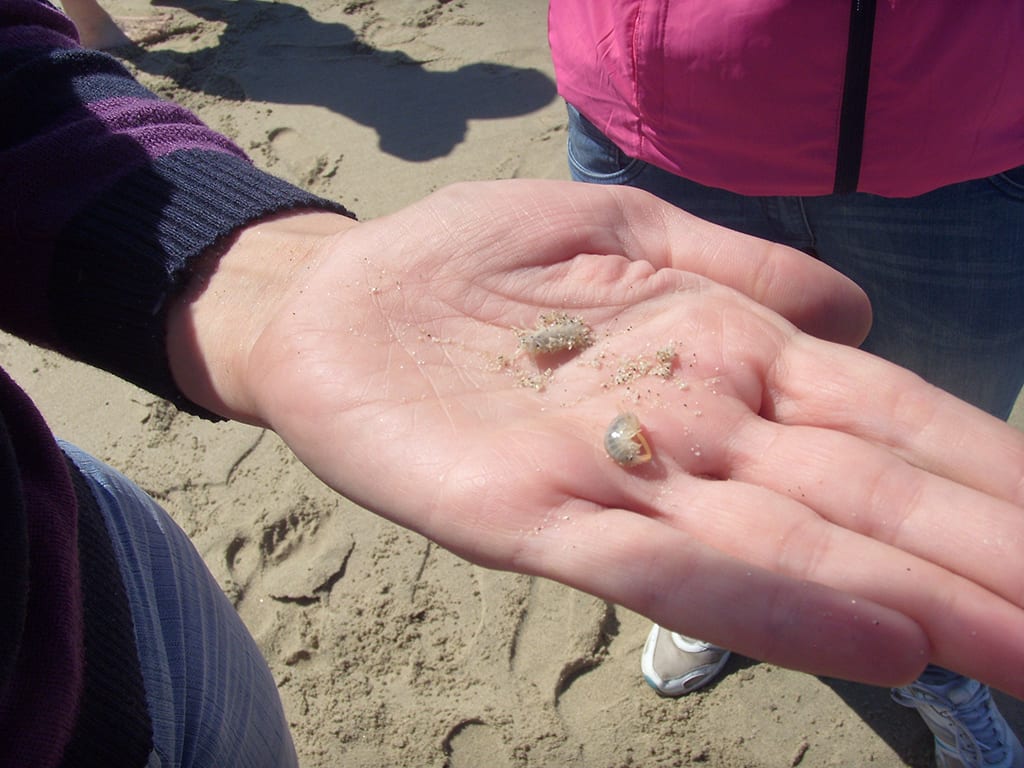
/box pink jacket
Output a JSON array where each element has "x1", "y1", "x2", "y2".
[{"x1": 549, "y1": 1, "x2": 1024, "y2": 197}]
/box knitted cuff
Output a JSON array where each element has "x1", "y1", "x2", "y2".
[{"x1": 50, "y1": 149, "x2": 353, "y2": 418}]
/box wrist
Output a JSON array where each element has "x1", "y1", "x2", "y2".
[{"x1": 166, "y1": 210, "x2": 360, "y2": 423}]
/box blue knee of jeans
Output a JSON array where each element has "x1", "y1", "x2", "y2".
[{"x1": 61, "y1": 442, "x2": 298, "y2": 768}]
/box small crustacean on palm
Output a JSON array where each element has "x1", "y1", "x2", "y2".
[
  {"x1": 516, "y1": 312, "x2": 593, "y2": 356},
  {"x1": 604, "y1": 411, "x2": 653, "y2": 466}
]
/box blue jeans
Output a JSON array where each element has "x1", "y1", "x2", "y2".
[
  {"x1": 62, "y1": 442, "x2": 298, "y2": 768},
  {"x1": 566, "y1": 104, "x2": 1024, "y2": 420}
]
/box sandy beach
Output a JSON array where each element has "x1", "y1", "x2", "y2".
[{"x1": 5, "y1": 1, "x2": 1022, "y2": 765}]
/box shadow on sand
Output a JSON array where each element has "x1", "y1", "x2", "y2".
[{"x1": 122, "y1": 0, "x2": 558, "y2": 161}]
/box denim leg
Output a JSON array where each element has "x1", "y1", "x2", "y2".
[
  {"x1": 803, "y1": 174, "x2": 1024, "y2": 419},
  {"x1": 61, "y1": 442, "x2": 298, "y2": 768}
]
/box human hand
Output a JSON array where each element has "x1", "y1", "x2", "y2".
[{"x1": 169, "y1": 180, "x2": 1024, "y2": 696}]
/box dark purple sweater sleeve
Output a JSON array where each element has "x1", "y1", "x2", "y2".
[{"x1": 0, "y1": 0, "x2": 352, "y2": 414}]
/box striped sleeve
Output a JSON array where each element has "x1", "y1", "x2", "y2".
[{"x1": 0, "y1": 0, "x2": 352, "y2": 415}]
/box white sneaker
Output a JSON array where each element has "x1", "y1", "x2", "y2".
[
  {"x1": 640, "y1": 624, "x2": 731, "y2": 697},
  {"x1": 892, "y1": 673, "x2": 1024, "y2": 768}
]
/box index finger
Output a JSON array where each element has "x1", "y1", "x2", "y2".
[
  {"x1": 602, "y1": 186, "x2": 873, "y2": 345},
  {"x1": 431, "y1": 181, "x2": 873, "y2": 345}
]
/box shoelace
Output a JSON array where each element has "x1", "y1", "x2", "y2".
[
  {"x1": 948, "y1": 685, "x2": 1008, "y2": 765},
  {"x1": 899, "y1": 683, "x2": 1009, "y2": 766}
]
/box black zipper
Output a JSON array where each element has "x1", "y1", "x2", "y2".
[{"x1": 833, "y1": 0, "x2": 877, "y2": 194}]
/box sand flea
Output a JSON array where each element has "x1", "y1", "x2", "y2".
[
  {"x1": 604, "y1": 412, "x2": 653, "y2": 466},
  {"x1": 516, "y1": 312, "x2": 593, "y2": 355}
]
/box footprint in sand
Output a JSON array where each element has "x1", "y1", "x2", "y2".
[
  {"x1": 509, "y1": 578, "x2": 615, "y2": 704},
  {"x1": 267, "y1": 126, "x2": 339, "y2": 189},
  {"x1": 224, "y1": 501, "x2": 354, "y2": 607},
  {"x1": 442, "y1": 719, "x2": 514, "y2": 768}
]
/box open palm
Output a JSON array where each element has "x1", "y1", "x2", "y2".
[{"x1": 182, "y1": 180, "x2": 1024, "y2": 697}]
